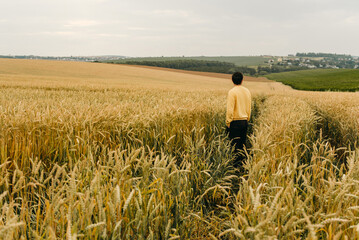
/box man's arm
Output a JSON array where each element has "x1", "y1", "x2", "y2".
[
  {"x1": 226, "y1": 91, "x2": 235, "y2": 128},
  {"x1": 247, "y1": 92, "x2": 252, "y2": 121}
]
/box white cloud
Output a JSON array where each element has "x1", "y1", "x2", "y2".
[
  {"x1": 96, "y1": 33, "x2": 128, "y2": 38},
  {"x1": 64, "y1": 20, "x2": 100, "y2": 28},
  {"x1": 127, "y1": 27, "x2": 152, "y2": 31},
  {"x1": 344, "y1": 16, "x2": 359, "y2": 26},
  {"x1": 1, "y1": 0, "x2": 359, "y2": 56},
  {"x1": 151, "y1": 9, "x2": 190, "y2": 18},
  {"x1": 41, "y1": 31, "x2": 79, "y2": 36}
]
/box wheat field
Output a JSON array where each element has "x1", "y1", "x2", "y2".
[{"x1": 0, "y1": 59, "x2": 359, "y2": 239}]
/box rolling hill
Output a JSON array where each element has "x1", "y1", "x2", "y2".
[{"x1": 266, "y1": 69, "x2": 359, "y2": 91}]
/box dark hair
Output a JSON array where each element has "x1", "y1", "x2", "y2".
[{"x1": 232, "y1": 72, "x2": 243, "y2": 85}]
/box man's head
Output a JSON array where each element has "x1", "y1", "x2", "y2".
[{"x1": 232, "y1": 72, "x2": 244, "y2": 85}]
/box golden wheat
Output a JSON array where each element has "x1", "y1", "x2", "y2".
[{"x1": 0, "y1": 59, "x2": 359, "y2": 239}]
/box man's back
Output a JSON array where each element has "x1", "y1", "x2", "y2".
[
  {"x1": 226, "y1": 85, "x2": 251, "y2": 128},
  {"x1": 226, "y1": 72, "x2": 251, "y2": 170}
]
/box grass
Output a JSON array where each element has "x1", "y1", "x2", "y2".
[
  {"x1": 266, "y1": 69, "x2": 359, "y2": 91},
  {"x1": 106, "y1": 56, "x2": 273, "y2": 67},
  {"x1": 1, "y1": 59, "x2": 359, "y2": 239}
]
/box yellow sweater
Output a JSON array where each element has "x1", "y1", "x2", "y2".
[{"x1": 226, "y1": 85, "x2": 251, "y2": 127}]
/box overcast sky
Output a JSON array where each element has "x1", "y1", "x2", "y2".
[{"x1": 1, "y1": 0, "x2": 359, "y2": 57}]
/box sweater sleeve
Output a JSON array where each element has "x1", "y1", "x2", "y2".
[
  {"x1": 247, "y1": 91, "x2": 252, "y2": 121},
  {"x1": 226, "y1": 91, "x2": 235, "y2": 127}
]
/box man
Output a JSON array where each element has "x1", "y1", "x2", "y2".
[{"x1": 226, "y1": 72, "x2": 251, "y2": 169}]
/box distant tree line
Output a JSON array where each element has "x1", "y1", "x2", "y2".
[
  {"x1": 106, "y1": 60, "x2": 257, "y2": 76},
  {"x1": 104, "y1": 59, "x2": 321, "y2": 76},
  {"x1": 0, "y1": 55, "x2": 59, "y2": 59},
  {"x1": 296, "y1": 52, "x2": 352, "y2": 58},
  {"x1": 257, "y1": 65, "x2": 309, "y2": 75}
]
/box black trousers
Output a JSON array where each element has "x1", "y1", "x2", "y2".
[{"x1": 228, "y1": 120, "x2": 248, "y2": 168}]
